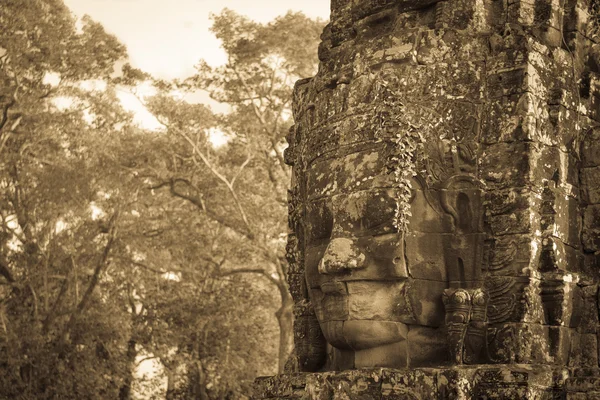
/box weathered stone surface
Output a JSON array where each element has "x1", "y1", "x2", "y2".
[
  {"x1": 581, "y1": 167, "x2": 600, "y2": 204},
  {"x1": 254, "y1": 366, "x2": 574, "y2": 399},
  {"x1": 570, "y1": 333, "x2": 599, "y2": 368},
  {"x1": 583, "y1": 205, "x2": 600, "y2": 252},
  {"x1": 582, "y1": 128, "x2": 600, "y2": 168},
  {"x1": 257, "y1": 0, "x2": 600, "y2": 396},
  {"x1": 577, "y1": 285, "x2": 599, "y2": 334},
  {"x1": 485, "y1": 234, "x2": 534, "y2": 276}
]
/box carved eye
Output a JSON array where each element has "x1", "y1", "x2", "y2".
[
  {"x1": 361, "y1": 195, "x2": 396, "y2": 232},
  {"x1": 336, "y1": 190, "x2": 398, "y2": 236}
]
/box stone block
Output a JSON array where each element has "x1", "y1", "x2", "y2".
[
  {"x1": 507, "y1": 0, "x2": 536, "y2": 26},
  {"x1": 487, "y1": 66, "x2": 528, "y2": 98},
  {"x1": 354, "y1": 339, "x2": 408, "y2": 368},
  {"x1": 346, "y1": 280, "x2": 409, "y2": 321},
  {"x1": 254, "y1": 373, "x2": 308, "y2": 399},
  {"x1": 540, "y1": 280, "x2": 583, "y2": 327},
  {"x1": 582, "y1": 128, "x2": 600, "y2": 167},
  {"x1": 583, "y1": 205, "x2": 600, "y2": 252},
  {"x1": 581, "y1": 254, "x2": 600, "y2": 281},
  {"x1": 380, "y1": 368, "x2": 438, "y2": 399},
  {"x1": 406, "y1": 278, "x2": 446, "y2": 327},
  {"x1": 577, "y1": 285, "x2": 599, "y2": 334},
  {"x1": 546, "y1": 326, "x2": 572, "y2": 365},
  {"x1": 407, "y1": 325, "x2": 448, "y2": 367},
  {"x1": 405, "y1": 232, "x2": 448, "y2": 281},
  {"x1": 486, "y1": 323, "x2": 550, "y2": 364},
  {"x1": 486, "y1": 210, "x2": 533, "y2": 236},
  {"x1": 288, "y1": 273, "x2": 308, "y2": 303},
  {"x1": 533, "y1": 145, "x2": 580, "y2": 190},
  {"x1": 539, "y1": 236, "x2": 582, "y2": 274},
  {"x1": 434, "y1": 0, "x2": 476, "y2": 30},
  {"x1": 293, "y1": 312, "x2": 328, "y2": 372},
  {"x1": 306, "y1": 147, "x2": 394, "y2": 199},
  {"x1": 581, "y1": 167, "x2": 600, "y2": 205},
  {"x1": 547, "y1": 104, "x2": 580, "y2": 153},
  {"x1": 480, "y1": 142, "x2": 532, "y2": 190},
  {"x1": 485, "y1": 276, "x2": 542, "y2": 324},
  {"x1": 320, "y1": 368, "x2": 382, "y2": 398},
  {"x1": 437, "y1": 365, "x2": 560, "y2": 399},
  {"x1": 487, "y1": 36, "x2": 528, "y2": 70},
  {"x1": 254, "y1": 367, "x2": 583, "y2": 399},
  {"x1": 484, "y1": 188, "x2": 532, "y2": 216},
  {"x1": 310, "y1": 290, "x2": 349, "y2": 323},
  {"x1": 472, "y1": 366, "x2": 558, "y2": 399},
  {"x1": 485, "y1": 234, "x2": 534, "y2": 276},
  {"x1": 481, "y1": 93, "x2": 527, "y2": 144},
  {"x1": 570, "y1": 334, "x2": 599, "y2": 367},
  {"x1": 567, "y1": 370, "x2": 600, "y2": 398}
]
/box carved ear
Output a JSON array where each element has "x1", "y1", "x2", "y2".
[
  {"x1": 296, "y1": 311, "x2": 327, "y2": 372},
  {"x1": 440, "y1": 175, "x2": 484, "y2": 234}
]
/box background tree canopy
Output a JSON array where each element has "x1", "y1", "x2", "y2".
[{"x1": 0, "y1": 1, "x2": 323, "y2": 398}]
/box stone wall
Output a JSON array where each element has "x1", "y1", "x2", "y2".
[{"x1": 259, "y1": 0, "x2": 600, "y2": 397}]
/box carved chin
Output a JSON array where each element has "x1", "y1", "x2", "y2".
[{"x1": 319, "y1": 320, "x2": 408, "y2": 351}]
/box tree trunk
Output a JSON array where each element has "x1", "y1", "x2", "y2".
[
  {"x1": 119, "y1": 339, "x2": 137, "y2": 400},
  {"x1": 165, "y1": 368, "x2": 175, "y2": 400},
  {"x1": 187, "y1": 360, "x2": 209, "y2": 400},
  {"x1": 276, "y1": 289, "x2": 294, "y2": 373}
]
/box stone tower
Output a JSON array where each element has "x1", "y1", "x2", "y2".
[{"x1": 256, "y1": 0, "x2": 600, "y2": 397}]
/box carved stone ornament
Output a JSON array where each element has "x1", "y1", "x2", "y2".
[{"x1": 255, "y1": 0, "x2": 600, "y2": 397}]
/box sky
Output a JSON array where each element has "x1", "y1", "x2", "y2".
[
  {"x1": 63, "y1": 0, "x2": 330, "y2": 79},
  {"x1": 62, "y1": 0, "x2": 329, "y2": 135}
]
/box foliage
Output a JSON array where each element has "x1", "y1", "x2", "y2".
[
  {"x1": 121, "y1": 9, "x2": 324, "y2": 378},
  {"x1": 0, "y1": 0, "x2": 133, "y2": 398},
  {"x1": 108, "y1": 127, "x2": 282, "y2": 397},
  {"x1": 372, "y1": 74, "x2": 433, "y2": 230},
  {"x1": 0, "y1": 1, "x2": 324, "y2": 398}
]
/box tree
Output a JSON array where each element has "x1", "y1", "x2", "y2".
[
  {"x1": 0, "y1": 1, "x2": 137, "y2": 397},
  {"x1": 133, "y1": 9, "x2": 324, "y2": 374},
  {"x1": 106, "y1": 128, "x2": 282, "y2": 397},
  {"x1": 1, "y1": 1, "x2": 324, "y2": 397}
]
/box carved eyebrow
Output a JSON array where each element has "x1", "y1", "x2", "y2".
[{"x1": 305, "y1": 200, "x2": 334, "y2": 241}]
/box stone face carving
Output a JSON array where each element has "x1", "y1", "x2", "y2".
[
  {"x1": 292, "y1": 59, "x2": 488, "y2": 369},
  {"x1": 257, "y1": 0, "x2": 600, "y2": 396},
  {"x1": 299, "y1": 125, "x2": 489, "y2": 369},
  {"x1": 304, "y1": 169, "x2": 450, "y2": 369}
]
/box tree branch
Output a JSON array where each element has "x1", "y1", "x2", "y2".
[
  {"x1": 230, "y1": 154, "x2": 252, "y2": 187},
  {"x1": 0, "y1": 257, "x2": 15, "y2": 284},
  {"x1": 113, "y1": 256, "x2": 170, "y2": 275},
  {"x1": 42, "y1": 268, "x2": 71, "y2": 334},
  {"x1": 231, "y1": 65, "x2": 288, "y2": 172},
  {"x1": 152, "y1": 178, "x2": 255, "y2": 240},
  {"x1": 219, "y1": 268, "x2": 281, "y2": 288},
  {"x1": 63, "y1": 210, "x2": 119, "y2": 337}
]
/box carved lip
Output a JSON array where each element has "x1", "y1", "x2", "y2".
[
  {"x1": 320, "y1": 320, "x2": 408, "y2": 351},
  {"x1": 320, "y1": 280, "x2": 347, "y2": 295}
]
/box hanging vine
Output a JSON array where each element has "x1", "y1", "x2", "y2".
[{"x1": 371, "y1": 71, "x2": 450, "y2": 230}]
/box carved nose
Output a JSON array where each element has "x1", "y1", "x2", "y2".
[{"x1": 318, "y1": 238, "x2": 366, "y2": 275}]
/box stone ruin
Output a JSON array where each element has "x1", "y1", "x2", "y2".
[{"x1": 255, "y1": 0, "x2": 600, "y2": 398}]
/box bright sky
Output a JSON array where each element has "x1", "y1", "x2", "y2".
[
  {"x1": 62, "y1": 0, "x2": 329, "y2": 143},
  {"x1": 63, "y1": 0, "x2": 330, "y2": 79}
]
